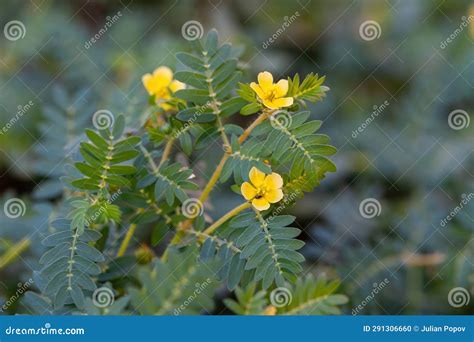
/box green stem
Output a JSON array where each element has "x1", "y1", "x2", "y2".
[
  {"x1": 66, "y1": 230, "x2": 79, "y2": 290},
  {"x1": 203, "y1": 52, "x2": 231, "y2": 149},
  {"x1": 159, "y1": 138, "x2": 175, "y2": 167},
  {"x1": 189, "y1": 229, "x2": 242, "y2": 254},
  {"x1": 253, "y1": 208, "x2": 283, "y2": 276},
  {"x1": 198, "y1": 110, "x2": 273, "y2": 206},
  {"x1": 198, "y1": 153, "x2": 229, "y2": 204},
  {"x1": 203, "y1": 202, "x2": 251, "y2": 236},
  {"x1": 238, "y1": 110, "x2": 272, "y2": 144},
  {"x1": 163, "y1": 110, "x2": 273, "y2": 257},
  {"x1": 0, "y1": 238, "x2": 31, "y2": 270},
  {"x1": 117, "y1": 224, "x2": 138, "y2": 257}
]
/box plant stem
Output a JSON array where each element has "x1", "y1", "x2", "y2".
[
  {"x1": 0, "y1": 237, "x2": 31, "y2": 270},
  {"x1": 203, "y1": 51, "x2": 231, "y2": 149},
  {"x1": 140, "y1": 145, "x2": 159, "y2": 172},
  {"x1": 188, "y1": 229, "x2": 242, "y2": 253},
  {"x1": 198, "y1": 109, "x2": 274, "y2": 205},
  {"x1": 159, "y1": 138, "x2": 175, "y2": 167},
  {"x1": 203, "y1": 202, "x2": 251, "y2": 236},
  {"x1": 117, "y1": 224, "x2": 138, "y2": 257},
  {"x1": 238, "y1": 110, "x2": 272, "y2": 144},
  {"x1": 164, "y1": 109, "x2": 273, "y2": 251},
  {"x1": 198, "y1": 153, "x2": 229, "y2": 204}
]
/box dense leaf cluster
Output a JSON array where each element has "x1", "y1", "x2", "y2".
[{"x1": 21, "y1": 30, "x2": 346, "y2": 315}]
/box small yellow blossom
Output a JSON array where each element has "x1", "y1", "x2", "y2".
[
  {"x1": 241, "y1": 166, "x2": 284, "y2": 211},
  {"x1": 263, "y1": 305, "x2": 277, "y2": 315},
  {"x1": 142, "y1": 66, "x2": 185, "y2": 110},
  {"x1": 250, "y1": 71, "x2": 293, "y2": 109}
]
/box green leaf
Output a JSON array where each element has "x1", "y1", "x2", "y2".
[
  {"x1": 129, "y1": 248, "x2": 220, "y2": 315},
  {"x1": 174, "y1": 71, "x2": 208, "y2": 89},
  {"x1": 240, "y1": 103, "x2": 262, "y2": 116},
  {"x1": 38, "y1": 218, "x2": 104, "y2": 310},
  {"x1": 175, "y1": 89, "x2": 210, "y2": 105},
  {"x1": 237, "y1": 83, "x2": 257, "y2": 102},
  {"x1": 176, "y1": 52, "x2": 206, "y2": 72},
  {"x1": 278, "y1": 275, "x2": 348, "y2": 315},
  {"x1": 288, "y1": 73, "x2": 329, "y2": 104},
  {"x1": 224, "y1": 284, "x2": 267, "y2": 315},
  {"x1": 86, "y1": 129, "x2": 109, "y2": 149}
]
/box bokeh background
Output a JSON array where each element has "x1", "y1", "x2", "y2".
[{"x1": 0, "y1": 0, "x2": 473, "y2": 315}]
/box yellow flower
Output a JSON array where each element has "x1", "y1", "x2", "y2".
[
  {"x1": 142, "y1": 66, "x2": 185, "y2": 110},
  {"x1": 263, "y1": 305, "x2": 277, "y2": 315},
  {"x1": 241, "y1": 166, "x2": 284, "y2": 211},
  {"x1": 250, "y1": 71, "x2": 293, "y2": 109}
]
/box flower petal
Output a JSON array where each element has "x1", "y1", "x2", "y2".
[
  {"x1": 264, "y1": 189, "x2": 283, "y2": 203},
  {"x1": 252, "y1": 197, "x2": 270, "y2": 211},
  {"x1": 249, "y1": 166, "x2": 266, "y2": 187},
  {"x1": 261, "y1": 98, "x2": 280, "y2": 109},
  {"x1": 169, "y1": 80, "x2": 186, "y2": 93},
  {"x1": 241, "y1": 182, "x2": 257, "y2": 200},
  {"x1": 264, "y1": 173, "x2": 283, "y2": 189},
  {"x1": 250, "y1": 82, "x2": 266, "y2": 100},
  {"x1": 275, "y1": 79, "x2": 289, "y2": 97},
  {"x1": 270, "y1": 97, "x2": 294, "y2": 108},
  {"x1": 159, "y1": 102, "x2": 173, "y2": 111},
  {"x1": 152, "y1": 66, "x2": 173, "y2": 87},
  {"x1": 142, "y1": 73, "x2": 159, "y2": 95},
  {"x1": 258, "y1": 71, "x2": 273, "y2": 89}
]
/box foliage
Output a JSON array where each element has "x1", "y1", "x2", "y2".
[
  {"x1": 0, "y1": 29, "x2": 345, "y2": 315},
  {"x1": 224, "y1": 274, "x2": 347, "y2": 315},
  {"x1": 129, "y1": 248, "x2": 220, "y2": 315},
  {"x1": 32, "y1": 87, "x2": 94, "y2": 199},
  {"x1": 37, "y1": 218, "x2": 104, "y2": 310},
  {"x1": 1, "y1": 0, "x2": 472, "y2": 317}
]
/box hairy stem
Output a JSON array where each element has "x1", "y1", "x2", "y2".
[
  {"x1": 0, "y1": 238, "x2": 31, "y2": 270},
  {"x1": 203, "y1": 202, "x2": 251, "y2": 236},
  {"x1": 189, "y1": 229, "x2": 242, "y2": 254},
  {"x1": 117, "y1": 224, "x2": 138, "y2": 257},
  {"x1": 164, "y1": 109, "x2": 274, "y2": 251},
  {"x1": 198, "y1": 153, "x2": 229, "y2": 204},
  {"x1": 203, "y1": 51, "x2": 231, "y2": 149},
  {"x1": 199, "y1": 109, "x2": 274, "y2": 205},
  {"x1": 159, "y1": 138, "x2": 175, "y2": 167},
  {"x1": 238, "y1": 110, "x2": 272, "y2": 144}
]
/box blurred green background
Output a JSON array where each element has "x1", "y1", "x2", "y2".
[{"x1": 0, "y1": 0, "x2": 473, "y2": 315}]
